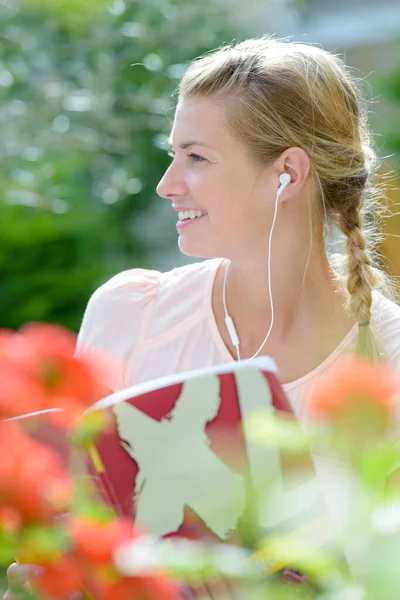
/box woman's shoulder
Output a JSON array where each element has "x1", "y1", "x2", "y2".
[
  {"x1": 84, "y1": 258, "x2": 220, "y2": 311},
  {"x1": 154, "y1": 258, "x2": 220, "y2": 304},
  {"x1": 147, "y1": 258, "x2": 222, "y2": 338},
  {"x1": 371, "y1": 291, "x2": 400, "y2": 372},
  {"x1": 75, "y1": 267, "x2": 161, "y2": 357},
  {"x1": 76, "y1": 259, "x2": 220, "y2": 355},
  {"x1": 90, "y1": 267, "x2": 161, "y2": 302}
]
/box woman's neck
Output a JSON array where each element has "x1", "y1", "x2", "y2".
[{"x1": 212, "y1": 247, "x2": 355, "y2": 370}]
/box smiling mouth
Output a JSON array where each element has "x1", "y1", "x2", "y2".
[{"x1": 178, "y1": 209, "x2": 208, "y2": 221}]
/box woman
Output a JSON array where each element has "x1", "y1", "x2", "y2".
[
  {"x1": 5, "y1": 36, "x2": 400, "y2": 599},
  {"x1": 78, "y1": 38, "x2": 400, "y2": 398}
]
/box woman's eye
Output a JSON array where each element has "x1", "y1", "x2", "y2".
[
  {"x1": 167, "y1": 150, "x2": 205, "y2": 164},
  {"x1": 188, "y1": 153, "x2": 205, "y2": 163}
]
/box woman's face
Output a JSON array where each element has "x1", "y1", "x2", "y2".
[{"x1": 156, "y1": 96, "x2": 277, "y2": 260}]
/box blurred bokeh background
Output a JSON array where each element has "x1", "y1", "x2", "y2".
[{"x1": 1, "y1": 0, "x2": 399, "y2": 333}]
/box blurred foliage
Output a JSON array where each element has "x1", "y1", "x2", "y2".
[
  {"x1": 375, "y1": 56, "x2": 400, "y2": 155},
  {"x1": 0, "y1": 0, "x2": 255, "y2": 330},
  {"x1": 23, "y1": 0, "x2": 110, "y2": 28},
  {"x1": 373, "y1": 45, "x2": 400, "y2": 279},
  {"x1": 3, "y1": 0, "x2": 398, "y2": 333}
]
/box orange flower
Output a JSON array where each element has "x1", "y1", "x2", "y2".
[
  {"x1": 0, "y1": 422, "x2": 72, "y2": 525},
  {"x1": 307, "y1": 356, "x2": 400, "y2": 430},
  {"x1": 67, "y1": 518, "x2": 183, "y2": 600},
  {"x1": 0, "y1": 324, "x2": 117, "y2": 428},
  {"x1": 0, "y1": 362, "x2": 48, "y2": 418},
  {"x1": 103, "y1": 573, "x2": 182, "y2": 600},
  {"x1": 32, "y1": 554, "x2": 83, "y2": 600},
  {"x1": 68, "y1": 517, "x2": 135, "y2": 564},
  {"x1": 0, "y1": 328, "x2": 38, "y2": 368},
  {"x1": 0, "y1": 506, "x2": 22, "y2": 533},
  {"x1": 13, "y1": 450, "x2": 72, "y2": 524},
  {"x1": 21, "y1": 324, "x2": 111, "y2": 414}
]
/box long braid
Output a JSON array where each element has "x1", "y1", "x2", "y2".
[{"x1": 339, "y1": 204, "x2": 382, "y2": 361}]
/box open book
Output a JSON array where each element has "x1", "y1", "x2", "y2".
[
  {"x1": 10, "y1": 357, "x2": 332, "y2": 577},
  {"x1": 83, "y1": 357, "x2": 331, "y2": 575}
]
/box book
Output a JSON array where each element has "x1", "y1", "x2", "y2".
[
  {"x1": 83, "y1": 357, "x2": 331, "y2": 576},
  {"x1": 8, "y1": 357, "x2": 332, "y2": 577}
]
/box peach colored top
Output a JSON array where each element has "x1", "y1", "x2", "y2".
[
  {"x1": 76, "y1": 257, "x2": 400, "y2": 419},
  {"x1": 76, "y1": 258, "x2": 400, "y2": 540}
]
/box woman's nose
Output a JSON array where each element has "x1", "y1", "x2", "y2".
[{"x1": 156, "y1": 165, "x2": 187, "y2": 200}]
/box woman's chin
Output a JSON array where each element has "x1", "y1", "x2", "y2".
[{"x1": 178, "y1": 238, "x2": 219, "y2": 259}]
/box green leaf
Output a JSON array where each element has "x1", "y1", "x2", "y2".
[
  {"x1": 19, "y1": 524, "x2": 70, "y2": 561},
  {"x1": 356, "y1": 441, "x2": 400, "y2": 492},
  {"x1": 23, "y1": 0, "x2": 109, "y2": 28},
  {"x1": 256, "y1": 533, "x2": 343, "y2": 582},
  {"x1": 72, "y1": 411, "x2": 109, "y2": 446},
  {"x1": 246, "y1": 411, "x2": 312, "y2": 452},
  {"x1": 73, "y1": 501, "x2": 116, "y2": 523},
  {"x1": 0, "y1": 531, "x2": 18, "y2": 566}
]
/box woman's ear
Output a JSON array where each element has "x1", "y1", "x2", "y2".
[{"x1": 276, "y1": 147, "x2": 310, "y2": 196}]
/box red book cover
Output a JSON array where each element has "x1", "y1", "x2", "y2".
[{"x1": 84, "y1": 357, "x2": 331, "y2": 571}]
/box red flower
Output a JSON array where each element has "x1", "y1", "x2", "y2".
[
  {"x1": 68, "y1": 517, "x2": 136, "y2": 564},
  {"x1": 0, "y1": 506, "x2": 22, "y2": 533},
  {"x1": 103, "y1": 573, "x2": 182, "y2": 600},
  {"x1": 32, "y1": 554, "x2": 83, "y2": 600},
  {"x1": 0, "y1": 324, "x2": 118, "y2": 428},
  {"x1": 0, "y1": 362, "x2": 48, "y2": 418},
  {"x1": 307, "y1": 356, "x2": 400, "y2": 431},
  {"x1": 67, "y1": 518, "x2": 182, "y2": 600},
  {"x1": 0, "y1": 422, "x2": 72, "y2": 525}
]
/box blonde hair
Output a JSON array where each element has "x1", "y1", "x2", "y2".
[{"x1": 179, "y1": 37, "x2": 392, "y2": 361}]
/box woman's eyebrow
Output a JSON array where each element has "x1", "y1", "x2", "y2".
[{"x1": 168, "y1": 138, "x2": 213, "y2": 150}]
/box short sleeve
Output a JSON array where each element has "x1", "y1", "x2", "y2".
[{"x1": 75, "y1": 268, "x2": 160, "y2": 391}]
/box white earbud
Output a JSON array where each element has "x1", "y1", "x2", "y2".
[{"x1": 278, "y1": 172, "x2": 291, "y2": 195}]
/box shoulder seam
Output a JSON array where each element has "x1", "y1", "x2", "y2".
[{"x1": 121, "y1": 271, "x2": 161, "y2": 385}]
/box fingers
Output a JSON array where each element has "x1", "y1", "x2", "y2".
[
  {"x1": 4, "y1": 563, "x2": 45, "y2": 600},
  {"x1": 206, "y1": 578, "x2": 235, "y2": 599},
  {"x1": 3, "y1": 591, "x2": 22, "y2": 600},
  {"x1": 188, "y1": 577, "x2": 236, "y2": 599},
  {"x1": 2, "y1": 588, "x2": 84, "y2": 600},
  {"x1": 3, "y1": 563, "x2": 85, "y2": 600},
  {"x1": 3, "y1": 591, "x2": 34, "y2": 600},
  {"x1": 188, "y1": 583, "x2": 211, "y2": 599},
  {"x1": 7, "y1": 563, "x2": 45, "y2": 591}
]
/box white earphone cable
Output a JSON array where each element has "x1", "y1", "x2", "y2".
[
  {"x1": 223, "y1": 262, "x2": 241, "y2": 361},
  {"x1": 247, "y1": 183, "x2": 282, "y2": 361},
  {"x1": 223, "y1": 181, "x2": 285, "y2": 362}
]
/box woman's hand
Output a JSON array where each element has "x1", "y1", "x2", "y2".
[
  {"x1": 4, "y1": 564, "x2": 44, "y2": 600},
  {"x1": 185, "y1": 577, "x2": 243, "y2": 599},
  {"x1": 3, "y1": 564, "x2": 83, "y2": 600}
]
